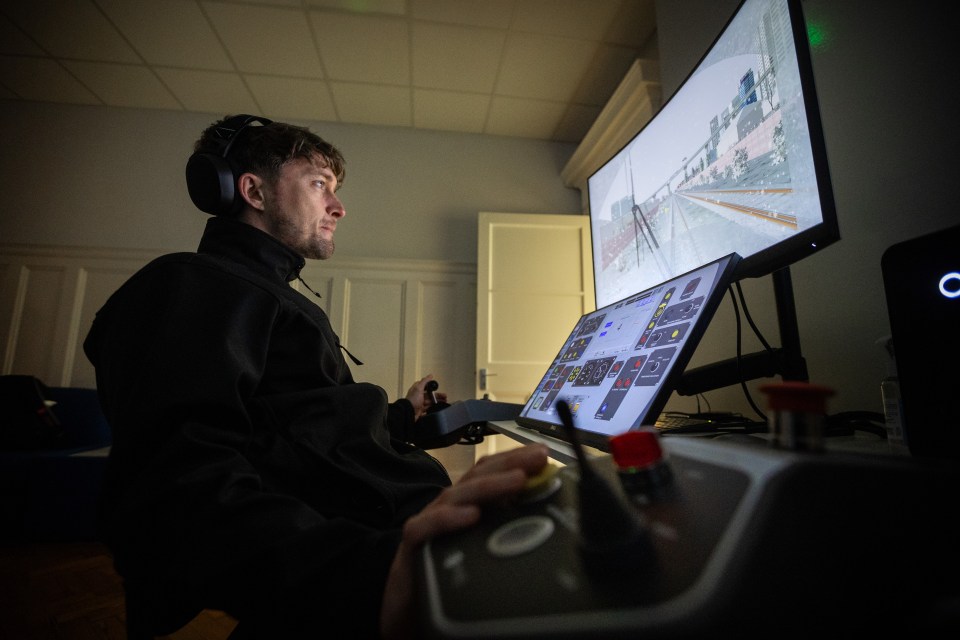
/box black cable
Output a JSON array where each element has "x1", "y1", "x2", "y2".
[
  {"x1": 733, "y1": 283, "x2": 888, "y2": 440},
  {"x1": 695, "y1": 393, "x2": 712, "y2": 413},
  {"x1": 728, "y1": 287, "x2": 767, "y2": 422},
  {"x1": 735, "y1": 281, "x2": 774, "y2": 352}
]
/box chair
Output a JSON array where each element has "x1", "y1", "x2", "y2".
[{"x1": 0, "y1": 382, "x2": 111, "y2": 541}]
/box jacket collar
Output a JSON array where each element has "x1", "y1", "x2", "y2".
[{"x1": 197, "y1": 216, "x2": 306, "y2": 283}]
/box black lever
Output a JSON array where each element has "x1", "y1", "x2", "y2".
[
  {"x1": 425, "y1": 380, "x2": 450, "y2": 414},
  {"x1": 556, "y1": 400, "x2": 654, "y2": 577}
]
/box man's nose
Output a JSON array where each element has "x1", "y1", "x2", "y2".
[{"x1": 329, "y1": 194, "x2": 345, "y2": 218}]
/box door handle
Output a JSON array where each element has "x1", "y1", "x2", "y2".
[{"x1": 478, "y1": 368, "x2": 497, "y2": 391}]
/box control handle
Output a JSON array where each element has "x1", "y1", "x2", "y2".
[
  {"x1": 424, "y1": 380, "x2": 451, "y2": 414},
  {"x1": 556, "y1": 400, "x2": 656, "y2": 576}
]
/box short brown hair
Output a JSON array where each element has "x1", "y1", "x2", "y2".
[{"x1": 194, "y1": 116, "x2": 346, "y2": 187}]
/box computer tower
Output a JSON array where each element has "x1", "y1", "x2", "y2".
[{"x1": 881, "y1": 224, "x2": 960, "y2": 459}]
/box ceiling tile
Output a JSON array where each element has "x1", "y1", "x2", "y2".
[
  {"x1": 413, "y1": 88, "x2": 489, "y2": 133},
  {"x1": 411, "y1": 0, "x2": 514, "y2": 29},
  {"x1": 305, "y1": 0, "x2": 408, "y2": 16},
  {"x1": 245, "y1": 75, "x2": 338, "y2": 122},
  {"x1": 97, "y1": 0, "x2": 233, "y2": 71},
  {"x1": 0, "y1": 0, "x2": 660, "y2": 142},
  {"x1": 203, "y1": 2, "x2": 324, "y2": 77},
  {"x1": 496, "y1": 33, "x2": 597, "y2": 102},
  {"x1": 511, "y1": 0, "x2": 620, "y2": 41},
  {"x1": 412, "y1": 22, "x2": 505, "y2": 93},
  {"x1": 0, "y1": 13, "x2": 45, "y2": 55},
  {"x1": 61, "y1": 61, "x2": 182, "y2": 109},
  {"x1": 3, "y1": 0, "x2": 140, "y2": 63},
  {"x1": 329, "y1": 82, "x2": 411, "y2": 127},
  {"x1": 310, "y1": 11, "x2": 409, "y2": 84},
  {"x1": 155, "y1": 67, "x2": 259, "y2": 114},
  {"x1": 0, "y1": 56, "x2": 99, "y2": 104},
  {"x1": 485, "y1": 96, "x2": 566, "y2": 139}
]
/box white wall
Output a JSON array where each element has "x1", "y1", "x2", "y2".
[
  {"x1": 655, "y1": 0, "x2": 959, "y2": 418},
  {"x1": 0, "y1": 102, "x2": 581, "y2": 263}
]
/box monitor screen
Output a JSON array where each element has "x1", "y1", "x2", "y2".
[
  {"x1": 588, "y1": 0, "x2": 838, "y2": 308},
  {"x1": 516, "y1": 253, "x2": 739, "y2": 451}
]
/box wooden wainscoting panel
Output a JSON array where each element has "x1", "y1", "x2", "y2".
[
  {"x1": 6, "y1": 263, "x2": 71, "y2": 383},
  {"x1": 1, "y1": 260, "x2": 21, "y2": 374},
  {"x1": 2, "y1": 245, "x2": 477, "y2": 398},
  {"x1": 341, "y1": 275, "x2": 407, "y2": 395},
  {"x1": 301, "y1": 257, "x2": 477, "y2": 402},
  {"x1": 0, "y1": 246, "x2": 159, "y2": 386}
]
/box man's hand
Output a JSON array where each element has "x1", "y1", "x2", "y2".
[
  {"x1": 380, "y1": 443, "x2": 550, "y2": 639},
  {"x1": 404, "y1": 374, "x2": 448, "y2": 420}
]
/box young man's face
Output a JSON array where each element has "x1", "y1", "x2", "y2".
[{"x1": 257, "y1": 154, "x2": 345, "y2": 260}]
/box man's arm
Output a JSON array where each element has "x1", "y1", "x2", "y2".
[{"x1": 386, "y1": 374, "x2": 448, "y2": 442}]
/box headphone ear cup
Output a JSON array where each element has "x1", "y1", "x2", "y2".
[
  {"x1": 186, "y1": 115, "x2": 272, "y2": 215},
  {"x1": 186, "y1": 152, "x2": 238, "y2": 215}
]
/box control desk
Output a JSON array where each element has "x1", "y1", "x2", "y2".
[{"x1": 416, "y1": 418, "x2": 960, "y2": 639}]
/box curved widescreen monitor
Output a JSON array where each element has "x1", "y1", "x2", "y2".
[{"x1": 588, "y1": 0, "x2": 838, "y2": 308}]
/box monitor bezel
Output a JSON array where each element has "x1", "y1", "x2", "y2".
[
  {"x1": 586, "y1": 0, "x2": 839, "y2": 308},
  {"x1": 515, "y1": 253, "x2": 741, "y2": 452}
]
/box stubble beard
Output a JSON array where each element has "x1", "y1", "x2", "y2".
[
  {"x1": 268, "y1": 214, "x2": 335, "y2": 260},
  {"x1": 306, "y1": 237, "x2": 335, "y2": 261}
]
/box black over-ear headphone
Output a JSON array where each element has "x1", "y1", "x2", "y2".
[{"x1": 185, "y1": 114, "x2": 273, "y2": 216}]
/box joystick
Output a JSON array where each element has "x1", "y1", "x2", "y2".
[
  {"x1": 410, "y1": 392, "x2": 522, "y2": 449},
  {"x1": 424, "y1": 379, "x2": 451, "y2": 414},
  {"x1": 555, "y1": 400, "x2": 655, "y2": 577}
]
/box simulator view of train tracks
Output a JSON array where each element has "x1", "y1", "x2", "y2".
[
  {"x1": 605, "y1": 172, "x2": 801, "y2": 289},
  {"x1": 680, "y1": 188, "x2": 797, "y2": 229}
]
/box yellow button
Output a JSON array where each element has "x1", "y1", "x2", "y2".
[{"x1": 520, "y1": 464, "x2": 562, "y2": 503}]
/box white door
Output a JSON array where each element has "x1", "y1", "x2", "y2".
[{"x1": 476, "y1": 212, "x2": 594, "y2": 452}]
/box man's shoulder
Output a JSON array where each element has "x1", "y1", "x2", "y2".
[
  {"x1": 125, "y1": 251, "x2": 296, "y2": 303},
  {"x1": 138, "y1": 251, "x2": 259, "y2": 282},
  {"x1": 142, "y1": 251, "x2": 228, "y2": 270},
  {"x1": 93, "y1": 251, "x2": 288, "y2": 327}
]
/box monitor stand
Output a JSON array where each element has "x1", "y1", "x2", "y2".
[{"x1": 675, "y1": 266, "x2": 807, "y2": 396}]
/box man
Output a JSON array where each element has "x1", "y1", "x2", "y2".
[{"x1": 83, "y1": 115, "x2": 547, "y2": 638}]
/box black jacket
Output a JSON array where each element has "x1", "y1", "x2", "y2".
[{"x1": 84, "y1": 216, "x2": 450, "y2": 636}]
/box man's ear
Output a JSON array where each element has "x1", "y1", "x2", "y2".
[{"x1": 237, "y1": 173, "x2": 266, "y2": 212}]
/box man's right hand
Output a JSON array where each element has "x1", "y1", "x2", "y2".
[{"x1": 379, "y1": 443, "x2": 550, "y2": 639}]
